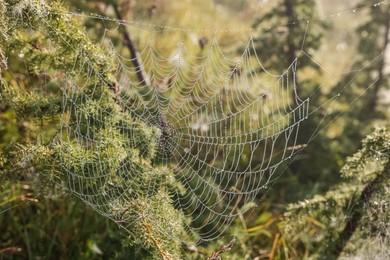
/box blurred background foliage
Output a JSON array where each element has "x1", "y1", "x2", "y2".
[{"x1": 1, "y1": 0, "x2": 390, "y2": 259}]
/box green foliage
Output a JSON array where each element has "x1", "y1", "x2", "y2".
[
  {"x1": 283, "y1": 127, "x2": 390, "y2": 258},
  {"x1": 0, "y1": 0, "x2": 186, "y2": 258},
  {"x1": 0, "y1": 183, "x2": 131, "y2": 259},
  {"x1": 1, "y1": 0, "x2": 390, "y2": 259}
]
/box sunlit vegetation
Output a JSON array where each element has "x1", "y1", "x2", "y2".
[{"x1": 1, "y1": 0, "x2": 389, "y2": 259}]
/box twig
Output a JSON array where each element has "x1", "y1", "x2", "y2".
[
  {"x1": 269, "y1": 233, "x2": 280, "y2": 260},
  {"x1": 208, "y1": 237, "x2": 236, "y2": 260},
  {"x1": 0, "y1": 247, "x2": 23, "y2": 255},
  {"x1": 111, "y1": 3, "x2": 151, "y2": 88},
  {"x1": 138, "y1": 209, "x2": 173, "y2": 260}
]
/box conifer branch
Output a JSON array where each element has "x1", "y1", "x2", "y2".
[
  {"x1": 139, "y1": 209, "x2": 173, "y2": 260},
  {"x1": 332, "y1": 160, "x2": 390, "y2": 257}
]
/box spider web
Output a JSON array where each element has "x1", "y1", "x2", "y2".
[{"x1": 51, "y1": 1, "x2": 389, "y2": 243}]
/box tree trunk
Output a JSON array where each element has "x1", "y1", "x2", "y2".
[
  {"x1": 285, "y1": 0, "x2": 296, "y2": 68},
  {"x1": 367, "y1": 5, "x2": 390, "y2": 113}
]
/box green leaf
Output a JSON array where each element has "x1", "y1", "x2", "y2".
[{"x1": 254, "y1": 212, "x2": 273, "y2": 225}]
